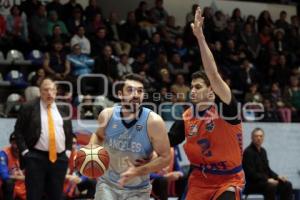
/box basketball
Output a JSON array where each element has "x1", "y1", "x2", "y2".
[{"x1": 75, "y1": 144, "x2": 110, "y2": 178}]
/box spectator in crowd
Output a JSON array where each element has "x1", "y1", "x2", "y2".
[
  {"x1": 149, "y1": 51, "x2": 168, "y2": 79},
  {"x1": 231, "y1": 8, "x2": 244, "y2": 31},
  {"x1": 106, "y1": 11, "x2": 131, "y2": 56},
  {"x1": 48, "y1": 25, "x2": 70, "y2": 48},
  {"x1": 186, "y1": 4, "x2": 198, "y2": 24},
  {"x1": 66, "y1": 44, "x2": 94, "y2": 77},
  {"x1": 66, "y1": 8, "x2": 85, "y2": 35},
  {"x1": 150, "y1": 0, "x2": 169, "y2": 26},
  {"x1": 0, "y1": 13, "x2": 7, "y2": 50},
  {"x1": 240, "y1": 23, "x2": 261, "y2": 59},
  {"x1": 283, "y1": 75, "x2": 300, "y2": 121},
  {"x1": 0, "y1": 132, "x2": 26, "y2": 200},
  {"x1": 212, "y1": 10, "x2": 227, "y2": 40},
  {"x1": 117, "y1": 54, "x2": 133, "y2": 78},
  {"x1": 30, "y1": 5, "x2": 48, "y2": 49},
  {"x1": 79, "y1": 95, "x2": 96, "y2": 119},
  {"x1": 62, "y1": 0, "x2": 84, "y2": 23},
  {"x1": 246, "y1": 15, "x2": 257, "y2": 33},
  {"x1": 257, "y1": 10, "x2": 274, "y2": 32},
  {"x1": 158, "y1": 68, "x2": 172, "y2": 90},
  {"x1": 85, "y1": 13, "x2": 105, "y2": 37},
  {"x1": 275, "y1": 11, "x2": 290, "y2": 32},
  {"x1": 131, "y1": 51, "x2": 148, "y2": 73},
  {"x1": 243, "y1": 127, "x2": 293, "y2": 200},
  {"x1": 6, "y1": 5, "x2": 29, "y2": 52},
  {"x1": 120, "y1": 11, "x2": 142, "y2": 47},
  {"x1": 90, "y1": 27, "x2": 110, "y2": 57},
  {"x1": 244, "y1": 83, "x2": 263, "y2": 103},
  {"x1": 237, "y1": 58, "x2": 260, "y2": 93},
  {"x1": 269, "y1": 82, "x2": 292, "y2": 122},
  {"x1": 170, "y1": 74, "x2": 190, "y2": 102},
  {"x1": 47, "y1": 10, "x2": 69, "y2": 36},
  {"x1": 161, "y1": 15, "x2": 182, "y2": 44},
  {"x1": 145, "y1": 32, "x2": 166, "y2": 61},
  {"x1": 135, "y1": 1, "x2": 156, "y2": 39},
  {"x1": 63, "y1": 136, "x2": 96, "y2": 198},
  {"x1": 43, "y1": 40, "x2": 70, "y2": 80},
  {"x1": 30, "y1": 68, "x2": 46, "y2": 87},
  {"x1": 94, "y1": 45, "x2": 118, "y2": 82},
  {"x1": 260, "y1": 98, "x2": 281, "y2": 122},
  {"x1": 135, "y1": 1, "x2": 151, "y2": 23},
  {"x1": 170, "y1": 36, "x2": 188, "y2": 61},
  {"x1": 84, "y1": 0, "x2": 102, "y2": 21},
  {"x1": 46, "y1": 0, "x2": 64, "y2": 20},
  {"x1": 70, "y1": 25, "x2": 91, "y2": 55},
  {"x1": 273, "y1": 28, "x2": 289, "y2": 54},
  {"x1": 20, "y1": 0, "x2": 42, "y2": 20},
  {"x1": 168, "y1": 52, "x2": 190, "y2": 77}
]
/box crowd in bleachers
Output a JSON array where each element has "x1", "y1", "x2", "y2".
[{"x1": 0, "y1": 0, "x2": 300, "y2": 122}]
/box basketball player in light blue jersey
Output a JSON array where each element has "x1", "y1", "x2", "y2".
[{"x1": 89, "y1": 73, "x2": 171, "y2": 200}]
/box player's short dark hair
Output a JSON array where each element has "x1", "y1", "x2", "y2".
[
  {"x1": 191, "y1": 70, "x2": 211, "y2": 86},
  {"x1": 116, "y1": 73, "x2": 145, "y2": 92},
  {"x1": 251, "y1": 127, "x2": 264, "y2": 136}
]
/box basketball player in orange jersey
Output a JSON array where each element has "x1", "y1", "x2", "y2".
[
  {"x1": 168, "y1": 6, "x2": 245, "y2": 200},
  {"x1": 89, "y1": 73, "x2": 171, "y2": 200}
]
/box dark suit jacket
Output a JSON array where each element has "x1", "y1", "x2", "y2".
[
  {"x1": 14, "y1": 98, "x2": 73, "y2": 164},
  {"x1": 242, "y1": 143, "x2": 278, "y2": 186}
]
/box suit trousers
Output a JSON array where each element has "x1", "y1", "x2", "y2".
[{"x1": 24, "y1": 149, "x2": 68, "y2": 200}]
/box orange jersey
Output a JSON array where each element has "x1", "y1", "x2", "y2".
[
  {"x1": 183, "y1": 106, "x2": 243, "y2": 170},
  {"x1": 182, "y1": 103, "x2": 245, "y2": 200},
  {"x1": 3, "y1": 147, "x2": 26, "y2": 200}
]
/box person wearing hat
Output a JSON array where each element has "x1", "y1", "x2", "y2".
[{"x1": 0, "y1": 132, "x2": 26, "y2": 200}]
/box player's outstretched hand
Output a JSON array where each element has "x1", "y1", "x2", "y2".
[
  {"x1": 191, "y1": 6, "x2": 205, "y2": 39},
  {"x1": 119, "y1": 158, "x2": 139, "y2": 187}
]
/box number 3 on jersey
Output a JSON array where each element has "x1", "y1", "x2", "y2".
[{"x1": 197, "y1": 139, "x2": 212, "y2": 157}]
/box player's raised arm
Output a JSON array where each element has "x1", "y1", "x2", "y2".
[
  {"x1": 89, "y1": 107, "x2": 113, "y2": 145},
  {"x1": 191, "y1": 6, "x2": 232, "y2": 104}
]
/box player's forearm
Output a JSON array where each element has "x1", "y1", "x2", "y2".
[
  {"x1": 196, "y1": 32, "x2": 219, "y2": 78},
  {"x1": 135, "y1": 155, "x2": 170, "y2": 176},
  {"x1": 88, "y1": 133, "x2": 103, "y2": 146}
]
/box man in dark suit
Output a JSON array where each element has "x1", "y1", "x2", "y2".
[
  {"x1": 14, "y1": 77, "x2": 73, "y2": 200},
  {"x1": 243, "y1": 127, "x2": 293, "y2": 200}
]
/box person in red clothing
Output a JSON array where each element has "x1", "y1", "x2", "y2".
[
  {"x1": 64, "y1": 136, "x2": 96, "y2": 199},
  {"x1": 168, "y1": 6, "x2": 244, "y2": 200},
  {"x1": 0, "y1": 133, "x2": 26, "y2": 200}
]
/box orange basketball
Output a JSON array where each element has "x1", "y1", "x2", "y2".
[{"x1": 75, "y1": 144, "x2": 110, "y2": 178}]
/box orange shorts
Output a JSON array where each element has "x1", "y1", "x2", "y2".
[{"x1": 185, "y1": 169, "x2": 245, "y2": 200}]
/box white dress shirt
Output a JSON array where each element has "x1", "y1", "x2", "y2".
[{"x1": 34, "y1": 100, "x2": 66, "y2": 153}]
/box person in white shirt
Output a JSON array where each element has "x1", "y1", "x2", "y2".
[
  {"x1": 70, "y1": 25, "x2": 91, "y2": 55},
  {"x1": 14, "y1": 78, "x2": 73, "y2": 200}
]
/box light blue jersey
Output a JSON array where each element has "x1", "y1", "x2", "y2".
[{"x1": 100, "y1": 106, "x2": 153, "y2": 189}]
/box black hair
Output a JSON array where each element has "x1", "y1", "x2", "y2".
[
  {"x1": 116, "y1": 73, "x2": 145, "y2": 92},
  {"x1": 191, "y1": 70, "x2": 210, "y2": 86}
]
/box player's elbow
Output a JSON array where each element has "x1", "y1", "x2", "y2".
[{"x1": 161, "y1": 152, "x2": 171, "y2": 169}]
